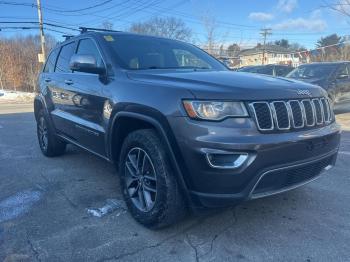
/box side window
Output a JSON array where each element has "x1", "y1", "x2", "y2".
[
  {"x1": 55, "y1": 42, "x2": 75, "y2": 73},
  {"x1": 256, "y1": 66, "x2": 273, "y2": 75},
  {"x1": 337, "y1": 65, "x2": 349, "y2": 79},
  {"x1": 43, "y1": 48, "x2": 59, "y2": 73},
  {"x1": 76, "y1": 39, "x2": 104, "y2": 68}
]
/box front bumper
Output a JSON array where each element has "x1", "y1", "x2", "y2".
[{"x1": 168, "y1": 116, "x2": 341, "y2": 208}]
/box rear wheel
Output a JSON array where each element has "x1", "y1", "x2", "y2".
[
  {"x1": 37, "y1": 109, "x2": 66, "y2": 157},
  {"x1": 119, "y1": 129, "x2": 186, "y2": 228}
]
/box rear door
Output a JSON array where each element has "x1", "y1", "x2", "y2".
[
  {"x1": 49, "y1": 41, "x2": 77, "y2": 138},
  {"x1": 40, "y1": 47, "x2": 59, "y2": 110}
]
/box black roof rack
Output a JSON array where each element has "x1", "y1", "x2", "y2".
[
  {"x1": 79, "y1": 27, "x2": 122, "y2": 34},
  {"x1": 62, "y1": 34, "x2": 74, "y2": 40}
]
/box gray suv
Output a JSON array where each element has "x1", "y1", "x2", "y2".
[{"x1": 34, "y1": 29, "x2": 341, "y2": 228}]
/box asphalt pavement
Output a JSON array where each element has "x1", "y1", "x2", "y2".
[{"x1": 0, "y1": 103, "x2": 350, "y2": 262}]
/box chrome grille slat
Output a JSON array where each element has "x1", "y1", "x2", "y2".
[
  {"x1": 250, "y1": 102, "x2": 274, "y2": 131},
  {"x1": 320, "y1": 98, "x2": 330, "y2": 123},
  {"x1": 270, "y1": 101, "x2": 290, "y2": 130},
  {"x1": 288, "y1": 100, "x2": 304, "y2": 128},
  {"x1": 250, "y1": 97, "x2": 333, "y2": 132},
  {"x1": 312, "y1": 98, "x2": 323, "y2": 124}
]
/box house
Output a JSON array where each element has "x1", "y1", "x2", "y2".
[{"x1": 239, "y1": 45, "x2": 300, "y2": 67}]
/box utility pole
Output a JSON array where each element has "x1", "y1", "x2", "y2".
[
  {"x1": 260, "y1": 28, "x2": 272, "y2": 65},
  {"x1": 36, "y1": 0, "x2": 46, "y2": 63}
]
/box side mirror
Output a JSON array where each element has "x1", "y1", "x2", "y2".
[
  {"x1": 336, "y1": 74, "x2": 348, "y2": 80},
  {"x1": 69, "y1": 54, "x2": 105, "y2": 75}
]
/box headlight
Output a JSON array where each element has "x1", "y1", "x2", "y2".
[{"x1": 183, "y1": 100, "x2": 248, "y2": 120}]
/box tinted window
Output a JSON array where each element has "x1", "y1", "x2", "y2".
[
  {"x1": 255, "y1": 66, "x2": 273, "y2": 75},
  {"x1": 43, "y1": 48, "x2": 59, "y2": 73},
  {"x1": 55, "y1": 42, "x2": 75, "y2": 73},
  {"x1": 337, "y1": 65, "x2": 349, "y2": 79},
  {"x1": 76, "y1": 39, "x2": 104, "y2": 68},
  {"x1": 287, "y1": 64, "x2": 338, "y2": 79},
  {"x1": 107, "y1": 34, "x2": 226, "y2": 70},
  {"x1": 275, "y1": 66, "x2": 293, "y2": 77}
]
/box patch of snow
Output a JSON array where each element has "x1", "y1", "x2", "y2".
[
  {"x1": 87, "y1": 199, "x2": 126, "y2": 218},
  {"x1": 0, "y1": 190, "x2": 43, "y2": 223},
  {"x1": 0, "y1": 90, "x2": 35, "y2": 103}
]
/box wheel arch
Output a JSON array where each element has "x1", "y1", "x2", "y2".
[{"x1": 108, "y1": 111, "x2": 191, "y2": 204}]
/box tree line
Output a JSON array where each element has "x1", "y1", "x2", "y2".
[
  {"x1": 0, "y1": 15, "x2": 349, "y2": 92},
  {"x1": 0, "y1": 35, "x2": 56, "y2": 92}
]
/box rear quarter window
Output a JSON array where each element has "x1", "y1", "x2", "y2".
[
  {"x1": 55, "y1": 42, "x2": 75, "y2": 73},
  {"x1": 43, "y1": 48, "x2": 59, "y2": 73}
]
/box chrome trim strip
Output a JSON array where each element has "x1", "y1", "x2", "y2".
[
  {"x1": 206, "y1": 153, "x2": 248, "y2": 169},
  {"x1": 250, "y1": 165, "x2": 333, "y2": 199},
  {"x1": 287, "y1": 100, "x2": 304, "y2": 128},
  {"x1": 312, "y1": 98, "x2": 323, "y2": 125},
  {"x1": 270, "y1": 101, "x2": 291, "y2": 130},
  {"x1": 249, "y1": 150, "x2": 337, "y2": 200},
  {"x1": 301, "y1": 99, "x2": 316, "y2": 127},
  {"x1": 249, "y1": 102, "x2": 274, "y2": 131},
  {"x1": 57, "y1": 134, "x2": 111, "y2": 162},
  {"x1": 320, "y1": 97, "x2": 330, "y2": 123}
]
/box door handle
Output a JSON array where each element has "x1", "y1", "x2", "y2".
[
  {"x1": 44, "y1": 78, "x2": 51, "y2": 83},
  {"x1": 65, "y1": 79, "x2": 74, "y2": 85}
]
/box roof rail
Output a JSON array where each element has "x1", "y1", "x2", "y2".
[{"x1": 79, "y1": 27, "x2": 122, "y2": 34}]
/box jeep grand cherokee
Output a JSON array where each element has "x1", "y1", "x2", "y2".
[{"x1": 34, "y1": 29, "x2": 341, "y2": 228}]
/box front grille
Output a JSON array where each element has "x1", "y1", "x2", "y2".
[
  {"x1": 252, "y1": 155, "x2": 334, "y2": 197},
  {"x1": 250, "y1": 97, "x2": 333, "y2": 132}
]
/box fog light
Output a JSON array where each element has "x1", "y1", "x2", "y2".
[{"x1": 206, "y1": 153, "x2": 248, "y2": 169}]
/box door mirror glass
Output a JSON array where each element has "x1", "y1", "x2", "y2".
[
  {"x1": 69, "y1": 54, "x2": 105, "y2": 75},
  {"x1": 337, "y1": 74, "x2": 349, "y2": 80}
]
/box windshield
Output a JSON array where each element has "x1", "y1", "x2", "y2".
[
  {"x1": 287, "y1": 64, "x2": 338, "y2": 79},
  {"x1": 106, "y1": 34, "x2": 227, "y2": 71}
]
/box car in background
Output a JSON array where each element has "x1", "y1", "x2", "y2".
[
  {"x1": 286, "y1": 62, "x2": 350, "y2": 107},
  {"x1": 0, "y1": 91, "x2": 4, "y2": 97},
  {"x1": 237, "y1": 64, "x2": 294, "y2": 77}
]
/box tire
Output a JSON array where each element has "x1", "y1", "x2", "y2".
[
  {"x1": 36, "y1": 109, "x2": 66, "y2": 157},
  {"x1": 119, "y1": 129, "x2": 186, "y2": 229}
]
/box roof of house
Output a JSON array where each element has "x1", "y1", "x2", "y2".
[{"x1": 239, "y1": 45, "x2": 294, "y2": 56}]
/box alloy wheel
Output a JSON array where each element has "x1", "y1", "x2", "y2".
[
  {"x1": 38, "y1": 116, "x2": 48, "y2": 151},
  {"x1": 124, "y1": 147, "x2": 157, "y2": 212}
]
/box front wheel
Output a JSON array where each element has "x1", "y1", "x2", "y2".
[
  {"x1": 37, "y1": 110, "x2": 66, "y2": 157},
  {"x1": 119, "y1": 129, "x2": 186, "y2": 229}
]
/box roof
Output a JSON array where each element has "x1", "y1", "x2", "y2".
[{"x1": 239, "y1": 45, "x2": 294, "y2": 56}]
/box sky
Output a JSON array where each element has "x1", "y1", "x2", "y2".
[{"x1": 0, "y1": 0, "x2": 349, "y2": 49}]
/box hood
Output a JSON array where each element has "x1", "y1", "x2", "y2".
[{"x1": 127, "y1": 70, "x2": 327, "y2": 100}]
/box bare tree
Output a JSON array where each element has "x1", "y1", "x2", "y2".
[
  {"x1": 129, "y1": 17, "x2": 192, "y2": 41},
  {"x1": 0, "y1": 34, "x2": 57, "y2": 92},
  {"x1": 101, "y1": 21, "x2": 114, "y2": 30},
  {"x1": 202, "y1": 14, "x2": 217, "y2": 55},
  {"x1": 324, "y1": 0, "x2": 350, "y2": 17}
]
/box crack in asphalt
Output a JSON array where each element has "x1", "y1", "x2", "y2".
[
  {"x1": 97, "y1": 214, "x2": 216, "y2": 262},
  {"x1": 186, "y1": 207, "x2": 238, "y2": 261},
  {"x1": 185, "y1": 234, "x2": 199, "y2": 262},
  {"x1": 39, "y1": 172, "x2": 78, "y2": 209},
  {"x1": 97, "y1": 208, "x2": 239, "y2": 262},
  {"x1": 27, "y1": 239, "x2": 42, "y2": 262}
]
